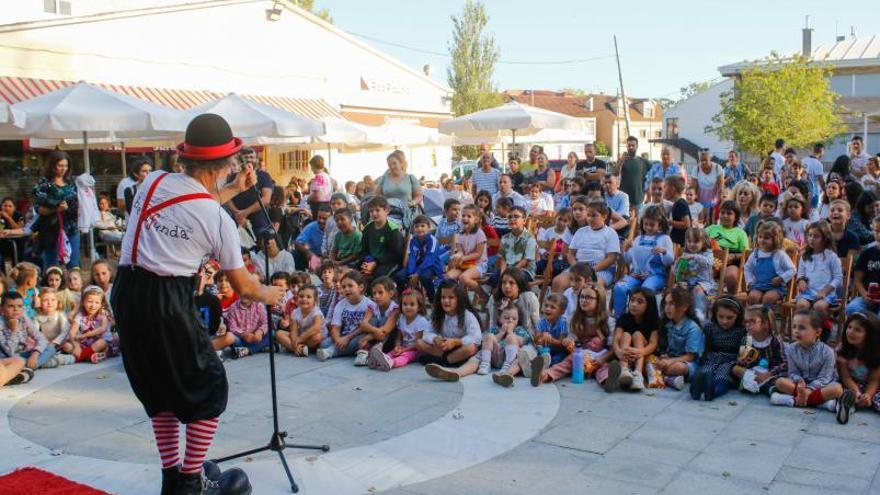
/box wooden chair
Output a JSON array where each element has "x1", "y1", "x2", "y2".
[
  {"x1": 530, "y1": 240, "x2": 559, "y2": 304},
  {"x1": 734, "y1": 249, "x2": 752, "y2": 303},
  {"x1": 780, "y1": 253, "x2": 852, "y2": 342},
  {"x1": 712, "y1": 248, "x2": 730, "y2": 296}
]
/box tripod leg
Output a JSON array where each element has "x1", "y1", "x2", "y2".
[{"x1": 276, "y1": 449, "x2": 299, "y2": 493}]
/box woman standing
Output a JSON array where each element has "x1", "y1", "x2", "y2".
[
  {"x1": 112, "y1": 114, "x2": 283, "y2": 495},
  {"x1": 33, "y1": 151, "x2": 79, "y2": 269},
  {"x1": 690, "y1": 151, "x2": 724, "y2": 225},
  {"x1": 376, "y1": 150, "x2": 423, "y2": 207}
]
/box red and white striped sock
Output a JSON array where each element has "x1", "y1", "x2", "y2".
[
  {"x1": 181, "y1": 418, "x2": 219, "y2": 474},
  {"x1": 150, "y1": 412, "x2": 180, "y2": 469}
]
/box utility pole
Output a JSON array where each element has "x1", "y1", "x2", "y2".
[{"x1": 614, "y1": 35, "x2": 632, "y2": 139}]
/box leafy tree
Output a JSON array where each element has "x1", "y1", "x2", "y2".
[
  {"x1": 709, "y1": 53, "x2": 842, "y2": 156},
  {"x1": 593, "y1": 140, "x2": 609, "y2": 157},
  {"x1": 292, "y1": 0, "x2": 331, "y2": 23},
  {"x1": 447, "y1": 0, "x2": 502, "y2": 158}
]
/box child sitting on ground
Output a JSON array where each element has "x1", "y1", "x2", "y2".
[
  {"x1": 478, "y1": 305, "x2": 532, "y2": 388},
  {"x1": 771, "y1": 309, "x2": 850, "y2": 424},
  {"x1": 57, "y1": 267, "x2": 82, "y2": 315},
  {"x1": 367, "y1": 288, "x2": 429, "y2": 372},
  {"x1": 836, "y1": 312, "x2": 880, "y2": 420},
  {"x1": 0, "y1": 291, "x2": 55, "y2": 372},
  {"x1": 353, "y1": 277, "x2": 399, "y2": 366},
  {"x1": 562, "y1": 263, "x2": 597, "y2": 321},
  {"x1": 419, "y1": 280, "x2": 482, "y2": 382},
  {"x1": 690, "y1": 297, "x2": 747, "y2": 401},
  {"x1": 607, "y1": 288, "x2": 660, "y2": 393},
  {"x1": 225, "y1": 294, "x2": 270, "y2": 359},
  {"x1": 521, "y1": 293, "x2": 569, "y2": 378},
  {"x1": 655, "y1": 287, "x2": 704, "y2": 390},
  {"x1": 33, "y1": 287, "x2": 74, "y2": 367},
  {"x1": 9, "y1": 262, "x2": 39, "y2": 320},
  {"x1": 277, "y1": 285, "x2": 324, "y2": 356},
  {"x1": 63, "y1": 286, "x2": 109, "y2": 363},
  {"x1": 317, "y1": 270, "x2": 375, "y2": 361},
  {"x1": 733, "y1": 305, "x2": 786, "y2": 395}
]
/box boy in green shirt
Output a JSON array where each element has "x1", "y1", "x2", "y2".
[
  {"x1": 330, "y1": 208, "x2": 362, "y2": 268},
  {"x1": 360, "y1": 196, "x2": 405, "y2": 279}
]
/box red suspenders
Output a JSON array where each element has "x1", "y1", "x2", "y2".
[{"x1": 130, "y1": 172, "x2": 214, "y2": 265}]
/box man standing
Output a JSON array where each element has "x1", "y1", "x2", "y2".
[
  {"x1": 802, "y1": 143, "x2": 826, "y2": 209},
  {"x1": 851, "y1": 135, "x2": 871, "y2": 178},
  {"x1": 770, "y1": 138, "x2": 786, "y2": 178},
  {"x1": 478, "y1": 143, "x2": 499, "y2": 169},
  {"x1": 471, "y1": 152, "x2": 502, "y2": 196},
  {"x1": 618, "y1": 136, "x2": 651, "y2": 210},
  {"x1": 578, "y1": 142, "x2": 607, "y2": 187},
  {"x1": 722, "y1": 150, "x2": 747, "y2": 191},
  {"x1": 226, "y1": 147, "x2": 274, "y2": 237},
  {"x1": 520, "y1": 145, "x2": 542, "y2": 175},
  {"x1": 644, "y1": 147, "x2": 681, "y2": 193}
]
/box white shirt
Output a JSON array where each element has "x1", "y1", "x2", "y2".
[
  {"x1": 491, "y1": 190, "x2": 526, "y2": 208},
  {"x1": 120, "y1": 171, "x2": 244, "y2": 277},
  {"x1": 252, "y1": 249, "x2": 297, "y2": 280},
  {"x1": 771, "y1": 151, "x2": 786, "y2": 177},
  {"x1": 537, "y1": 227, "x2": 573, "y2": 256},
  {"x1": 851, "y1": 151, "x2": 871, "y2": 176},
  {"x1": 802, "y1": 155, "x2": 824, "y2": 186},
  {"x1": 397, "y1": 314, "x2": 431, "y2": 347},
  {"x1": 116, "y1": 176, "x2": 136, "y2": 201},
  {"x1": 568, "y1": 225, "x2": 621, "y2": 266}
]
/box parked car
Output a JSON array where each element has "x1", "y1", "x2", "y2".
[{"x1": 451, "y1": 160, "x2": 478, "y2": 182}]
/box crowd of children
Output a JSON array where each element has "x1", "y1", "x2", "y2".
[{"x1": 2, "y1": 143, "x2": 880, "y2": 430}]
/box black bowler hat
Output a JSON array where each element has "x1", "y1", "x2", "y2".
[{"x1": 176, "y1": 113, "x2": 243, "y2": 161}]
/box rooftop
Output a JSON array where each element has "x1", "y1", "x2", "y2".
[
  {"x1": 719, "y1": 33, "x2": 880, "y2": 76},
  {"x1": 502, "y1": 90, "x2": 662, "y2": 122}
]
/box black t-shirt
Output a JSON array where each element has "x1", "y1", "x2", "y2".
[
  {"x1": 510, "y1": 172, "x2": 526, "y2": 194},
  {"x1": 670, "y1": 198, "x2": 690, "y2": 246},
  {"x1": 835, "y1": 229, "x2": 860, "y2": 258},
  {"x1": 577, "y1": 159, "x2": 607, "y2": 184},
  {"x1": 195, "y1": 292, "x2": 222, "y2": 335},
  {"x1": 616, "y1": 313, "x2": 641, "y2": 335},
  {"x1": 231, "y1": 170, "x2": 275, "y2": 233},
  {"x1": 855, "y1": 246, "x2": 880, "y2": 287}
]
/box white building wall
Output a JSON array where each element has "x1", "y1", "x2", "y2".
[{"x1": 664, "y1": 79, "x2": 733, "y2": 160}]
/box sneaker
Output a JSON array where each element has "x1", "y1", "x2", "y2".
[
  {"x1": 770, "y1": 392, "x2": 795, "y2": 407},
  {"x1": 836, "y1": 390, "x2": 855, "y2": 424},
  {"x1": 517, "y1": 348, "x2": 532, "y2": 378},
  {"x1": 425, "y1": 363, "x2": 459, "y2": 382},
  {"x1": 604, "y1": 361, "x2": 622, "y2": 393},
  {"x1": 298, "y1": 345, "x2": 309, "y2": 357},
  {"x1": 91, "y1": 352, "x2": 107, "y2": 364},
  {"x1": 499, "y1": 363, "x2": 511, "y2": 375},
  {"x1": 618, "y1": 366, "x2": 633, "y2": 389},
  {"x1": 368, "y1": 345, "x2": 393, "y2": 372},
  {"x1": 530, "y1": 355, "x2": 546, "y2": 387},
  {"x1": 8, "y1": 368, "x2": 34, "y2": 386},
  {"x1": 690, "y1": 371, "x2": 708, "y2": 400},
  {"x1": 477, "y1": 360, "x2": 491, "y2": 375},
  {"x1": 630, "y1": 370, "x2": 645, "y2": 391},
  {"x1": 58, "y1": 354, "x2": 76, "y2": 366},
  {"x1": 354, "y1": 349, "x2": 369, "y2": 366},
  {"x1": 664, "y1": 375, "x2": 685, "y2": 391},
  {"x1": 492, "y1": 373, "x2": 514, "y2": 388},
  {"x1": 316, "y1": 347, "x2": 333, "y2": 362},
  {"x1": 41, "y1": 356, "x2": 60, "y2": 369}
]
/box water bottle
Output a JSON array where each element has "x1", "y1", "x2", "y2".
[
  {"x1": 754, "y1": 358, "x2": 768, "y2": 375},
  {"x1": 572, "y1": 343, "x2": 585, "y2": 384},
  {"x1": 539, "y1": 346, "x2": 550, "y2": 357}
]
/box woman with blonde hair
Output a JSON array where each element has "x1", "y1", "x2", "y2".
[{"x1": 728, "y1": 181, "x2": 761, "y2": 228}]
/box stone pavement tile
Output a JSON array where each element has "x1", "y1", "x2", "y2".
[
  {"x1": 64, "y1": 429, "x2": 154, "y2": 464},
  {"x1": 714, "y1": 405, "x2": 814, "y2": 447},
  {"x1": 687, "y1": 439, "x2": 793, "y2": 485},
  {"x1": 467, "y1": 440, "x2": 601, "y2": 481},
  {"x1": 767, "y1": 466, "x2": 869, "y2": 495},
  {"x1": 660, "y1": 470, "x2": 766, "y2": 495},
  {"x1": 805, "y1": 408, "x2": 880, "y2": 444},
  {"x1": 627, "y1": 411, "x2": 726, "y2": 452},
  {"x1": 601, "y1": 438, "x2": 698, "y2": 469},
  {"x1": 785, "y1": 434, "x2": 880, "y2": 479},
  {"x1": 19, "y1": 412, "x2": 129, "y2": 450},
  {"x1": 536, "y1": 414, "x2": 643, "y2": 454},
  {"x1": 663, "y1": 393, "x2": 747, "y2": 422},
  {"x1": 585, "y1": 391, "x2": 677, "y2": 422},
  {"x1": 582, "y1": 454, "x2": 681, "y2": 488},
  {"x1": 547, "y1": 471, "x2": 659, "y2": 495},
  {"x1": 377, "y1": 404, "x2": 457, "y2": 437}
]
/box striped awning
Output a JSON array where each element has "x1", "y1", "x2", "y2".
[{"x1": 0, "y1": 76, "x2": 342, "y2": 120}]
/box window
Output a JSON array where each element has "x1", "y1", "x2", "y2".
[
  {"x1": 279, "y1": 150, "x2": 310, "y2": 173},
  {"x1": 666, "y1": 118, "x2": 679, "y2": 139},
  {"x1": 59, "y1": 1, "x2": 71, "y2": 15},
  {"x1": 639, "y1": 129, "x2": 648, "y2": 138},
  {"x1": 655, "y1": 130, "x2": 662, "y2": 138},
  {"x1": 44, "y1": 0, "x2": 72, "y2": 15},
  {"x1": 43, "y1": 0, "x2": 56, "y2": 13}
]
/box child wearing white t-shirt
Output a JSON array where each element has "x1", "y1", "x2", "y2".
[
  {"x1": 317, "y1": 271, "x2": 376, "y2": 361},
  {"x1": 565, "y1": 202, "x2": 621, "y2": 286},
  {"x1": 536, "y1": 210, "x2": 574, "y2": 275}
]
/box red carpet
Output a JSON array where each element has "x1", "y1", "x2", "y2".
[{"x1": 0, "y1": 467, "x2": 112, "y2": 495}]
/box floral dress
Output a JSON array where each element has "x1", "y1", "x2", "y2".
[{"x1": 32, "y1": 177, "x2": 78, "y2": 252}]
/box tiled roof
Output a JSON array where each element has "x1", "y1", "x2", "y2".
[{"x1": 502, "y1": 90, "x2": 662, "y2": 121}]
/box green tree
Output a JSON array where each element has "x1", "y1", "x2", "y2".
[
  {"x1": 447, "y1": 0, "x2": 502, "y2": 158},
  {"x1": 709, "y1": 53, "x2": 842, "y2": 156},
  {"x1": 593, "y1": 140, "x2": 609, "y2": 157},
  {"x1": 291, "y1": 0, "x2": 331, "y2": 23}
]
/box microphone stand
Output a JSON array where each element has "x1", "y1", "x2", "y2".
[{"x1": 212, "y1": 183, "x2": 329, "y2": 493}]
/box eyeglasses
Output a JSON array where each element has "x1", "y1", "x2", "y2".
[{"x1": 579, "y1": 295, "x2": 598, "y2": 301}]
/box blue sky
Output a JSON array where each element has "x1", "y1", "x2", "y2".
[{"x1": 327, "y1": 0, "x2": 880, "y2": 99}]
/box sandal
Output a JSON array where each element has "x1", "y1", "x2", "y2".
[
  {"x1": 8, "y1": 368, "x2": 34, "y2": 386},
  {"x1": 90, "y1": 352, "x2": 107, "y2": 364}
]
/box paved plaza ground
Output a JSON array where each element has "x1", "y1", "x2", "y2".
[{"x1": 2, "y1": 354, "x2": 880, "y2": 495}]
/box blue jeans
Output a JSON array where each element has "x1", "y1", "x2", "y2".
[
  {"x1": 41, "y1": 232, "x2": 81, "y2": 269},
  {"x1": 613, "y1": 274, "x2": 666, "y2": 317},
  {"x1": 232, "y1": 333, "x2": 270, "y2": 354},
  {"x1": 20, "y1": 346, "x2": 56, "y2": 369},
  {"x1": 319, "y1": 334, "x2": 365, "y2": 358},
  {"x1": 846, "y1": 297, "x2": 879, "y2": 316}
]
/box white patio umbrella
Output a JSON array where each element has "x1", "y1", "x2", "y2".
[
  {"x1": 2, "y1": 81, "x2": 190, "y2": 260},
  {"x1": 439, "y1": 101, "x2": 585, "y2": 145},
  {"x1": 184, "y1": 93, "x2": 325, "y2": 140},
  {"x1": 0, "y1": 101, "x2": 24, "y2": 127}
]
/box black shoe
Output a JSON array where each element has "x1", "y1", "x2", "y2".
[
  {"x1": 161, "y1": 466, "x2": 179, "y2": 495},
  {"x1": 174, "y1": 469, "x2": 251, "y2": 495},
  {"x1": 836, "y1": 389, "x2": 856, "y2": 425},
  {"x1": 603, "y1": 361, "x2": 621, "y2": 393},
  {"x1": 689, "y1": 371, "x2": 707, "y2": 401},
  {"x1": 203, "y1": 461, "x2": 221, "y2": 481},
  {"x1": 703, "y1": 373, "x2": 716, "y2": 402},
  {"x1": 8, "y1": 367, "x2": 34, "y2": 386}
]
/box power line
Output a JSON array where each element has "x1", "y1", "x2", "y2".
[{"x1": 349, "y1": 31, "x2": 615, "y2": 65}]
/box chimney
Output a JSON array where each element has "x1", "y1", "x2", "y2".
[
  {"x1": 587, "y1": 96, "x2": 594, "y2": 112},
  {"x1": 802, "y1": 15, "x2": 813, "y2": 57},
  {"x1": 422, "y1": 64, "x2": 432, "y2": 77}
]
